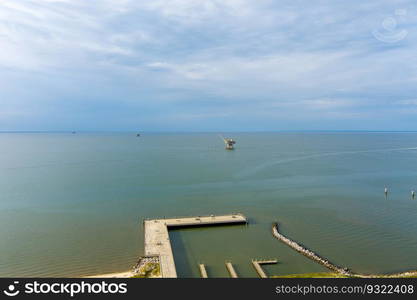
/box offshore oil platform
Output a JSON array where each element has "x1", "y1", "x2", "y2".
[{"x1": 220, "y1": 135, "x2": 236, "y2": 150}]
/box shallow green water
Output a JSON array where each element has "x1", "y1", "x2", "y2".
[{"x1": 1, "y1": 132, "x2": 417, "y2": 277}]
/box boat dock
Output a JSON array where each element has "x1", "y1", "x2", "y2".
[
  {"x1": 198, "y1": 264, "x2": 208, "y2": 278},
  {"x1": 251, "y1": 259, "x2": 277, "y2": 278},
  {"x1": 143, "y1": 214, "x2": 247, "y2": 278},
  {"x1": 225, "y1": 262, "x2": 239, "y2": 278}
]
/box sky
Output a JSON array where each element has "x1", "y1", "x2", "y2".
[{"x1": 1, "y1": 0, "x2": 417, "y2": 132}]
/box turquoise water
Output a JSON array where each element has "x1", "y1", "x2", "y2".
[{"x1": 1, "y1": 132, "x2": 417, "y2": 277}]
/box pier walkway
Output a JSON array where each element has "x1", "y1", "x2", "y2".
[
  {"x1": 252, "y1": 259, "x2": 277, "y2": 278},
  {"x1": 199, "y1": 264, "x2": 208, "y2": 278},
  {"x1": 143, "y1": 214, "x2": 247, "y2": 278},
  {"x1": 225, "y1": 262, "x2": 239, "y2": 278}
]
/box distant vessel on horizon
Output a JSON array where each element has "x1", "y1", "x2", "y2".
[{"x1": 220, "y1": 135, "x2": 236, "y2": 150}]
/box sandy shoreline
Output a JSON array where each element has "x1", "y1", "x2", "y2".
[
  {"x1": 83, "y1": 270, "x2": 134, "y2": 278},
  {"x1": 82, "y1": 270, "x2": 417, "y2": 278}
]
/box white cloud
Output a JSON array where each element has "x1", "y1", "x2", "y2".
[
  {"x1": 143, "y1": 0, "x2": 249, "y2": 20},
  {"x1": 1, "y1": 0, "x2": 417, "y2": 130},
  {"x1": 396, "y1": 99, "x2": 417, "y2": 106}
]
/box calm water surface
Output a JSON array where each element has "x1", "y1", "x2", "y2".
[{"x1": 1, "y1": 132, "x2": 417, "y2": 277}]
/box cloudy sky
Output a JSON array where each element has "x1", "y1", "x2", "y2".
[{"x1": 1, "y1": 0, "x2": 417, "y2": 131}]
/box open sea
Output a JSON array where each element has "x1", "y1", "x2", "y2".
[{"x1": 1, "y1": 132, "x2": 417, "y2": 277}]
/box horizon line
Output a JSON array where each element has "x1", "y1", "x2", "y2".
[{"x1": 2, "y1": 130, "x2": 417, "y2": 134}]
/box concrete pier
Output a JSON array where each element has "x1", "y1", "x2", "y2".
[
  {"x1": 251, "y1": 259, "x2": 277, "y2": 278},
  {"x1": 225, "y1": 262, "x2": 238, "y2": 278},
  {"x1": 143, "y1": 214, "x2": 247, "y2": 278},
  {"x1": 272, "y1": 223, "x2": 351, "y2": 275},
  {"x1": 199, "y1": 264, "x2": 208, "y2": 278}
]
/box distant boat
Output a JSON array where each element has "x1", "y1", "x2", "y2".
[
  {"x1": 136, "y1": 133, "x2": 141, "y2": 137},
  {"x1": 72, "y1": 131, "x2": 76, "y2": 134}
]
